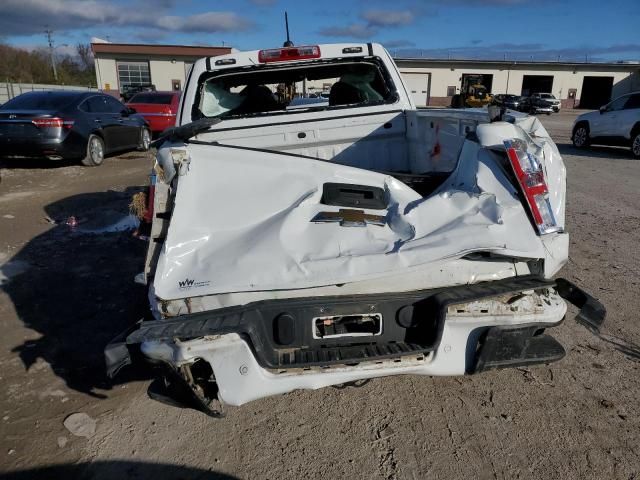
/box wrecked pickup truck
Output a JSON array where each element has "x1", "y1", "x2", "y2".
[{"x1": 106, "y1": 43, "x2": 605, "y2": 415}]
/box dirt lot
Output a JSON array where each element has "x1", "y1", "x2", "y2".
[{"x1": 1, "y1": 110, "x2": 639, "y2": 480}]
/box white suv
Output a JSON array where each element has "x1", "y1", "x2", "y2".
[
  {"x1": 572, "y1": 91, "x2": 640, "y2": 158},
  {"x1": 532, "y1": 93, "x2": 561, "y2": 112}
]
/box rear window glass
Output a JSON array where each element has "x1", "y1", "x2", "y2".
[
  {"x1": 0, "y1": 92, "x2": 80, "y2": 110},
  {"x1": 129, "y1": 93, "x2": 174, "y2": 104},
  {"x1": 195, "y1": 59, "x2": 397, "y2": 120}
]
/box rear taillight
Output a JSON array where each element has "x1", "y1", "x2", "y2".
[
  {"x1": 504, "y1": 138, "x2": 560, "y2": 235},
  {"x1": 258, "y1": 45, "x2": 321, "y2": 63},
  {"x1": 32, "y1": 117, "x2": 74, "y2": 129},
  {"x1": 143, "y1": 172, "x2": 156, "y2": 224}
]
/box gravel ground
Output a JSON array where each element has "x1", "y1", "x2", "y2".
[{"x1": 0, "y1": 111, "x2": 639, "y2": 480}]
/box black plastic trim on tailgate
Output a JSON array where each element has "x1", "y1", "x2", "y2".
[
  {"x1": 321, "y1": 183, "x2": 388, "y2": 209},
  {"x1": 113, "y1": 276, "x2": 556, "y2": 372}
]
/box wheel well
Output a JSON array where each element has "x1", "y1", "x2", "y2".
[
  {"x1": 573, "y1": 121, "x2": 589, "y2": 134},
  {"x1": 631, "y1": 122, "x2": 640, "y2": 137}
]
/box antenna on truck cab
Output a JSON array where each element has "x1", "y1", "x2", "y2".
[{"x1": 283, "y1": 11, "x2": 294, "y2": 47}]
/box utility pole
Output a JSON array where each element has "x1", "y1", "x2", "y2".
[{"x1": 45, "y1": 28, "x2": 58, "y2": 82}]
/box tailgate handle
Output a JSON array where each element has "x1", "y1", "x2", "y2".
[{"x1": 321, "y1": 183, "x2": 387, "y2": 210}]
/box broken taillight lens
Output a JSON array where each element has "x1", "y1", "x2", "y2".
[
  {"x1": 504, "y1": 138, "x2": 560, "y2": 235},
  {"x1": 143, "y1": 172, "x2": 156, "y2": 224}
]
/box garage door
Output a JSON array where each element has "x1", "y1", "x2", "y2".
[
  {"x1": 402, "y1": 73, "x2": 431, "y2": 107},
  {"x1": 521, "y1": 75, "x2": 554, "y2": 96},
  {"x1": 580, "y1": 76, "x2": 614, "y2": 109}
]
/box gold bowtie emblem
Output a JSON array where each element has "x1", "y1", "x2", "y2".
[{"x1": 311, "y1": 209, "x2": 386, "y2": 227}]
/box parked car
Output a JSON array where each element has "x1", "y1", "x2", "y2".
[
  {"x1": 126, "y1": 91, "x2": 180, "y2": 135},
  {"x1": 519, "y1": 95, "x2": 554, "y2": 115},
  {"x1": 531, "y1": 93, "x2": 561, "y2": 112},
  {"x1": 121, "y1": 84, "x2": 156, "y2": 102},
  {"x1": 106, "y1": 42, "x2": 604, "y2": 414},
  {"x1": 493, "y1": 94, "x2": 523, "y2": 110},
  {"x1": 287, "y1": 95, "x2": 328, "y2": 110},
  {"x1": 572, "y1": 91, "x2": 640, "y2": 158},
  {"x1": 0, "y1": 91, "x2": 151, "y2": 166}
]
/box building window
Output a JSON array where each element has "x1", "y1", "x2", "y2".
[
  {"x1": 447, "y1": 86, "x2": 456, "y2": 96},
  {"x1": 116, "y1": 61, "x2": 151, "y2": 92}
]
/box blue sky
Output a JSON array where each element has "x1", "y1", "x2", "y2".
[{"x1": 2, "y1": 0, "x2": 639, "y2": 62}]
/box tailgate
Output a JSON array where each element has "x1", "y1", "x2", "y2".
[{"x1": 150, "y1": 119, "x2": 566, "y2": 301}]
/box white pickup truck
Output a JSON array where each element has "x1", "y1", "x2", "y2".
[{"x1": 106, "y1": 43, "x2": 605, "y2": 415}]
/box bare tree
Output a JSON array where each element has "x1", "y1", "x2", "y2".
[{"x1": 76, "y1": 43, "x2": 93, "y2": 70}]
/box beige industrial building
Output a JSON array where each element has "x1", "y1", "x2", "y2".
[
  {"x1": 91, "y1": 41, "x2": 639, "y2": 108},
  {"x1": 91, "y1": 41, "x2": 231, "y2": 96},
  {"x1": 395, "y1": 58, "x2": 640, "y2": 108}
]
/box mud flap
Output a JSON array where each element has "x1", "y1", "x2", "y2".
[
  {"x1": 473, "y1": 278, "x2": 606, "y2": 372},
  {"x1": 474, "y1": 325, "x2": 565, "y2": 372},
  {"x1": 104, "y1": 320, "x2": 143, "y2": 378},
  {"x1": 555, "y1": 278, "x2": 606, "y2": 333}
]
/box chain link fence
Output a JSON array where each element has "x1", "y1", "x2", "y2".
[{"x1": 0, "y1": 82, "x2": 97, "y2": 105}]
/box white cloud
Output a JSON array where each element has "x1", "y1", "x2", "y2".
[
  {"x1": 157, "y1": 12, "x2": 250, "y2": 33},
  {"x1": 318, "y1": 24, "x2": 378, "y2": 39},
  {"x1": 319, "y1": 8, "x2": 418, "y2": 40},
  {"x1": 362, "y1": 10, "x2": 414, "y2": 27},
  {"x1": 0, "y1": 0, "x2": 252, "y2": 36},
  {"x1": 382, "y1": 39, "x2": 415, "y2": 49}
]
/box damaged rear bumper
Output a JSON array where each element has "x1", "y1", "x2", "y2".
[{"x1": 105, "y1": 276, "x2": 605, "y2": 407}]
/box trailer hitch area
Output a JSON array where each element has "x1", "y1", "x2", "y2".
[{"x1": 555, "y1": 278, "x2": 606, "y2": 333}]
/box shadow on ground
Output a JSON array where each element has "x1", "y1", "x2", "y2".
[
  {"x1": 0, "y1": 461, "x2": 239, "y2": 480},
  {"x1": 0, "y1": 151, "x2": 146, "y2": 170},
  {"x1": 0, "y1": 157, "x2": 78, "y2": 170},
  {"x1": 1, "y1": 188, "x2": 153, "y2": 397},
  {"x1": 556, "y1": 143, "x2": 636, "y2": 160}
]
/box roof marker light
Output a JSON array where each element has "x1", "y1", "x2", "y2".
[{"x1": 215, "y1": 58, "x2": 236, "y2": 66}]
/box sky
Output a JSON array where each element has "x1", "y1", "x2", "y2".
[{"x1": 1, "y1": 0, "x2": 639, "y2": 62}]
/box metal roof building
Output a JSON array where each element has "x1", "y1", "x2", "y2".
[{"x1": 394, "y1": 57, "x2": 640, "y2": 108}]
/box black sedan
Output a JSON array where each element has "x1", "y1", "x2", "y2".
[
  {"x1": 492, "y1": 94, "x2": 523, "y2": 111},
  {"x1": 518, "y1": 96, "x2": 554, "y2": 115},
  {"x1": 0, "y1": 91, "x2": 151, "y2": 166}
]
